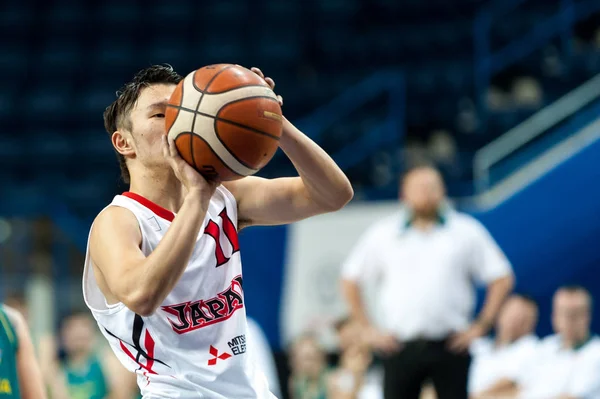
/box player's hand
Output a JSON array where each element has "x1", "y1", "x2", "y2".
[
  {"x1": 249, "y1": 67, "x2": 284, "y2": 107},
  {"x1": 447, "y1": 323, "x2": 487, "y2": 353},
  {"x1": 162, "y1": 135, "x2": 219, "y2": 201}
]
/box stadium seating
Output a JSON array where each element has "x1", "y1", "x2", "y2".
[{"x1": 0, "y1": 0, "x2": 599, "y2": 219}]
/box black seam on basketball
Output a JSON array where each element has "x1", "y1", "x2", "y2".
[
  {"x1": 191, "y1": 134, "x2": 246, "y2": 178},
  {"x1": 216, "y1": 95, "x2": 282, "y2": 140},
  {"x1": 192, "y1": 64, "x2": 234, "y2": 94},
  {"x1": 189, "y1": 65, "x2": 234, "y2": 167},
  {"x1": 212, "y1": 117, "x2": 259, "y2": 171},
  {"x1": 166, "y1": 79, "x2": 184, "y2": 136},
  {"x1": 167, "y1": 100, "x2": 281, "y2": 141},
  {"x1": 215, "y1": 118, "x2": 281, "y2": 141}
]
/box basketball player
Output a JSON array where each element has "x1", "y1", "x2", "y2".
[
  {"x1": 0, "y1": 304, "x2": 46, "y2": 399},
  {"x1": 83, "y1": 65, "x2": 353, "y2": 398}
]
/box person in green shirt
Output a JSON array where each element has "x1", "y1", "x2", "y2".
[
  {"x1": 41, "y1": 311, "x2": 140, "y2": 399},
  {"x1": 0, "y1": 304, "x2": 47, "y2": 399}
]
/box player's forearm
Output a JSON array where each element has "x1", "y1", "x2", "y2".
[
  {"x1": 279, "y1": 118, "x2": 353, "y2": 211},
  {"x1": 125, "y1": 190, "x2": 209, "y2": 315},
  {"x1": 476, "y1": 275, "x2": 514, "y2": 329},
  {"x1": 341, "y1": 280, "x2": 370, "y2": 325}
]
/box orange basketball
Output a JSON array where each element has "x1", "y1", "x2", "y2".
[{"x1": 165, "y1": 64, "x2": 283, "y2": 181}]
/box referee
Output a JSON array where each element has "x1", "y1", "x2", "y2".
[{"x1": 341, "y1": 165, "x2": 514, "y2": 399}]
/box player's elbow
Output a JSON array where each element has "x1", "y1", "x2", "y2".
[
  {"x1": 320, "y1": 181, "x2": 354, "y2": 212},
  {"x1": 122, "y1": 289, "x2": 161, "y2": 317},
  {"x1": 337, "y1": 181, "x2": 354, "y2": 208}
]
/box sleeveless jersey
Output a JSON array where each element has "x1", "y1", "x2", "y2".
[
  {"x1": 82, "y1": 187, "x2": 275, "y2": 399},
  {"x1": 0, "y1": 306, "x2": 20, "y2": 398},
  {"x1": 63, "y1": 355, "x2": 108, "y2": 399},
  {"x1": 0, "y1": 305, "x2": 21, "y2": 399}
]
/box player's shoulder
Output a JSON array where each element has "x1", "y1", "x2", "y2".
[
  {"x1": 90, "y1": 204, "x2": 141, "y2": 245},
  {"x1": 1, "y1": 305, "x2": 25, "y2": 335}
]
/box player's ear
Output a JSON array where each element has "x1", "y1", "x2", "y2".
[{"x1": 112, "y1": 130, "x2": 135, "y2": 157}]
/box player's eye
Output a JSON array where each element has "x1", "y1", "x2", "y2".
[{"x1": 152, "y1": 113, "x2": 165, "y2": 118}]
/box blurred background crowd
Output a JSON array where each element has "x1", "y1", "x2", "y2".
[{"x1": 1, "y1": 0, "x2": 600, "y2": 397}]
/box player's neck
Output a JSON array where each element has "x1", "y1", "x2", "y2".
[{"x1": 128, "y1": 170, "x2": 187, "y2": 214}]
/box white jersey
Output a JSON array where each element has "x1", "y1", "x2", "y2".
[{"x1": 82, "y1": 187, "x2": 276, "y2": 399}]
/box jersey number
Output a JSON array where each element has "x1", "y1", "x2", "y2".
[{"x1": 203, "y1": 208, "x2": 240, "y2": 267}]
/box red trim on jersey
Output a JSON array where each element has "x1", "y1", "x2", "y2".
[
  {"x1": 122, "y1": 192, "x2": 175, "y2": 222},
  {"x1": 119, "y1": 341, "x2": 158, "y2": 375},
  {"x1": 144, "y1": 330, "x2": 156, "y2": 374}
]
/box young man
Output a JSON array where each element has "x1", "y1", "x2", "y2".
[
  {"x1": 82, "y1": 65, "x2": 353, "y2": 398},
  {"x1": 40, "y1": 311, "x2": 134, "y2": 399},
  {"x1": 468, "y1": 294, "x2": 539, "y2": 398},
  {"x1": 0, "y1": 304, "x2": 46, "y2": 399},
  {"x1": 515, "y1": 286, "x2": 600, "y2": 399}
]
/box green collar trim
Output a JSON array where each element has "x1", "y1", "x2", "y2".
[
  {"x1": 402, "y1": 209, "x2": 448, "y2": 229},
  {"x1": 572, "y1": 335, "x2": 594, "y2": 351}
]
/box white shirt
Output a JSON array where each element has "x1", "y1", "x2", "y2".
[
  {"x1": 468, "y1": 334, "x2": 539, "y2": 394},
  {"x1": 341, "y1": 209, "x2": 512, "y2": 341},
  {"x1": 83, "y1": 189, "x2": 275, "y2": 399},
  {"x1": 517, "y1": 335, "x2": 600, "y2": 399}
]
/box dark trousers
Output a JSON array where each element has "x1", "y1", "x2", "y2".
[{"x1": 381, "y1": 338, "x2": 471, "y2": 399}]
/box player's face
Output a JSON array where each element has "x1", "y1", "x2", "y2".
[
  {"x1": 62, "y1": 315, "x2": 95, "y2": 356},
  {"x1": 401, "y1": 168, "x2": 445, "y2": 217},
  {"x1": 552, "y1": 291, "x2": 591, "y2": 342},
  {"x1": 128, "y1": 83, "x2": 176, "y2": 168},
  {"x1": 497, "y1": 297, "x2": 537, "y2": 340}
]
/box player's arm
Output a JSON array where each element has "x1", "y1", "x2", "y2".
[
  {"x1": 223, "y1": 68, "x2": 353, "y2": 229},
  {"x1": 3, "y1": 306, "x2": 47, "y2": 399},
  {"x1": 90, "y1": 136, "x2": 218, "y2": 316}
]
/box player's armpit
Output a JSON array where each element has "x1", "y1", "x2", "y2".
[
  {"x1": 3, "y1": 306, "x2": 48, "y2": 399},
  {"x1": 91, "y1": 191, "x2": 209, "y2": 316},
  {"x1": 224, "y1": 176, "x2": 323, "y2": 229},
  {"x1": 90, "y1": 206, "x2": 148, "y2": 312}
]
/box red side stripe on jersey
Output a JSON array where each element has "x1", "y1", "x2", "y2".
[
  {"x1": 144, "y1": 330, "x2": 156, "y2": 374},
  {"x1": 119, "y1": 341, "x2": 158, "y2": 375},
  {"x1": 122, "y1": 192, "x2": 175, "y2": 222}
]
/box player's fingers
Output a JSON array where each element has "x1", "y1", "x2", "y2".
[
  {"x1": 277, "y1": 95, "x2": 284, "y2": 106},
  {"x1": 168, "y1": 136, "x2": 179, "y2": 159},
  {"x1": 251, "y1": 67, "x2": 264, "y2": 79},
  {"x1": 162, "y1": 135, "x2": 170, "y2": 158},
  {"x1": 265, "y1": 77, "x2": 275, "y2": 89}
]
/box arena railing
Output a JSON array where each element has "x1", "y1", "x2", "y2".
[
  {"x1": 473, "y1": 0, "x2": 600, "y2": 121},
  {"x1": 473, "y1": 71, "x2": 600, "y2": 195}
]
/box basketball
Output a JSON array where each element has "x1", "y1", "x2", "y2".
[{"x1": 165, "y1": 64, "x2": 283, "y2": 181}]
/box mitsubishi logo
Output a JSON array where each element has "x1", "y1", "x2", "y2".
[{"x1": 208, "y1": 345, "x2": 231, "y2": 366}]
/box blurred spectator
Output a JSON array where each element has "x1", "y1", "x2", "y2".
[
  {"x1": 468, "y1": 294, "x2": 539, "y2": 398},
  {"x1": 289, "y1": 334, "x2": 330, "y2": 399},
  {"x1": 40, "y1": 311, "x2": 135, "y2": 399},
  {"x1": 427, "y1": 130, "x2": 459, "y2": 177},
  {"x1": 327, "y1": 340, "x2": 373, "y2": 399},
  {"x1": 514, "y1": 286, "x2": 600, "y2": 399},
  {"x1": 455, "y1": 97, "x2": 479, "y2": 134},
  {"x1": 247, "y1": 317, "x2": 282, "y2": 398},
  {"x1": 341, "y1": 164, "x2": 514, "y2": 399},
  {"x1": 511, "y1": 77, "x2": 543, "y2": 109},
  {"x1": 327, "y1": 318, "x2": 383, "y2": 399}
]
